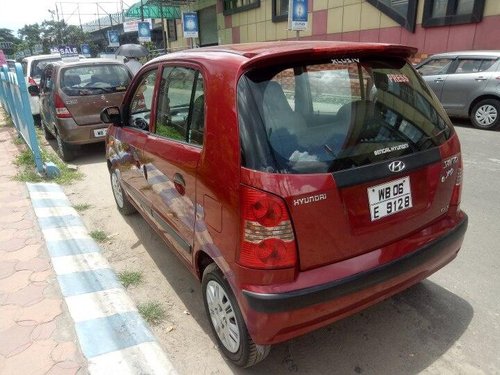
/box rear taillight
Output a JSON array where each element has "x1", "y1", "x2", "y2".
[
  {"x1": 28, "y1": 77, "x2": 38, "y2": 96},
  {"x1": 54, "y1": 94, "x2": 72, "y2": 118},
  {"x1": 450, "y1": 156, "x2": 463, "y2": 207},
  {"x1": 239, "y1": 186, "x2": 297, "y2": 269}
]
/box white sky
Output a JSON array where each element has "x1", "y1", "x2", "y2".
[{"x1": 0, "y1": 0, "x2": 130, "y2": 35}]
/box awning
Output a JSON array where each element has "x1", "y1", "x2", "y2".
[{"x1": 125, "y1": 2, "x2": 181, "y2": 19}]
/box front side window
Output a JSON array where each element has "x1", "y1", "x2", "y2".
[
  {"x1": 223, "y1": 0, "x2": 260, "y2": 15},
  {"x1": 127, "y1": 69, "x2": 158, "y2": 130},
  {"x1": 155, "y1": 66, "x2": 205, "y2": 146},
  {"x1": 31, "y1": 58, "x2": 61, "y2": 80},
  {"x1": 417, "y1": 58, "x2": 454, "y2": 76},
  {"x1": 422, "y1": 0, "x2": 485, "y2": 27},
  {"x1": 238, "y1": 58, "x2": 452, "y2": 174}
]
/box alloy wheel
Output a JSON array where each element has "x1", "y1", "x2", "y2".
[
  {"x1": 205, "y1": 280, "x2": 241, "y2": 353},
  {"x1": 475, "y1": 104, "x2": 498, "y2": 127}
]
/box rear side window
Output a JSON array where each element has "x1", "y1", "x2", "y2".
[
  {"x1": 238, "y1": 58, "x2": 453, "y2": 174},
  {"x1": 61, "y1": 64, "x2": 131, "y2": 96},
  {"x1": 155, "y1": 66, "x2": 205, "y2": 146}
]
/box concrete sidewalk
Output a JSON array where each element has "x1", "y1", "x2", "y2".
[{"x1": 0, "y1": 119, "x2": 87, "y2": 373}]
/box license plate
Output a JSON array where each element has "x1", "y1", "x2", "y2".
[
  {"x1": 367, "y1": 177, "x2": 412, "y2": 221},
  {"x1": 94, "y1": 128, "x2": 107, "y2": 137}
]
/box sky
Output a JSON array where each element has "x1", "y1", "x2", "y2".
[{"x1": 0, "y1": 0, "x2": 128, "y2": 35}]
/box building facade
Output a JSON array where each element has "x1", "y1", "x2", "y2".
[{"x1": 168, "y1": 0, "x2": 500, "y2": 60}]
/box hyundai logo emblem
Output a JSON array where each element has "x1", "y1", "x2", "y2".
[{"x1": 388, "y1": 160, "x2": 406, "y2": 173}]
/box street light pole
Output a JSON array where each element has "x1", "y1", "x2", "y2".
[{"x1": 140, "y1": 0, "x2": 144, "y2": 21}]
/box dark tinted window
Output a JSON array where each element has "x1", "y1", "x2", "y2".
[{"x1": 238, "y1": 58, "x2": 452, "y2": 174}]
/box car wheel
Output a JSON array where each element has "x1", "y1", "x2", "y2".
[
  {"x1": 110, "y1": 169, "x2": 136, "y2": 215},
  {"x1": 471, "y1": 99, "x2": 500, "y2": 130},
  {"x1": 202, "y1": 263, "x2": 270, "y2": 368},
  {"x1": 42, "y1": 123, "x2": 55, "y2": 140},
  {"x1": 56, "y1": 132, "x2": 75, "y2": 162}
]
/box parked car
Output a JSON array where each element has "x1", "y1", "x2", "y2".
[
  {"x1": 416, "y1": 50, "x2": 500, "y2": 130},
  {"x1": 101, "y1": 41, "x2": 468, "y2": 367},
  {"x1": 39, "y1": 58, "x2": 132, "y2": 161},
  {"x1": 22, "y1": 54, "x2": 63, "y2": 121}
]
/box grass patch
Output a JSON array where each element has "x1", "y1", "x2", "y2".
[
  {"x1": 138, "y1": 302, "x2": 166, "y2": 326},
  {"x1": 118, "y1": 270, "x2": 144, "y2": 288},
  {"x1": 73, "y1": 203, "x2": 91, "y2": 212},
  {"x1": 89, "y1": 230, "x2": 108, "y2": 242}
]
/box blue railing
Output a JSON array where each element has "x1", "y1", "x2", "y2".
[{"x1": 0, "y1": 63, "x2": 59, "y2": 178}]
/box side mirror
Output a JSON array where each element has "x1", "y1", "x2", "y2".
[
  {"x1": 28, "y1": 85, "x2": 40, "y2": 96},
  {"x1": 101, "y1": 106, "x2": 122, "y2": 125}
]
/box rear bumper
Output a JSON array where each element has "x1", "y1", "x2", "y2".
[
  {"x1": 57, "y1": 119, "x2": 108, "y2": 145},
  {"x1": 240, "y1": 213, "x2": 468, "y2": 344}
]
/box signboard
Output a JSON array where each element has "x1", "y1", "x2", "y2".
[
  {"x1": 0, "y1": 42, "x2": 13, "y2": 50},
  {"x1": 34, "y1": 44, "x2": 43, "y2": 54},
  {"x1": 182, "y1": 12, "x2": 199, "y2": 38},
  {"x1": 108, "y1": 30, "x2": 120, "y2": 47},
  {"x1": 123, "y1": 19, "x2": 152, "y2": 33},
  {"x1": 81, "y1": 44, "x2": 91, "y2": 57},
  {"x1": 138, "y1": 21, "x2": 151, "y2": 42},
  {"x1": 288, "y1": 0, "x2": 308, "y2": 31}
]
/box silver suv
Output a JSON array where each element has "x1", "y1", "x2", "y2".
[{"x1": 416, "y1": 51, "x2": 500, "y2": 130}]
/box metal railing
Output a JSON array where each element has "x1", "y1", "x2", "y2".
[{"x1": 0, "y1": 63, "x2": 59, "y2": 178}]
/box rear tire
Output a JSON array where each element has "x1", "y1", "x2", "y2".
[
  {"x1": 202, "y1": 263, "x2": 270, "y2": 368},
  {"x1": 471, "y1": 99, "x2": 500, "y2": 130},
  {"x1": 110, "y1": 169, "x2": 136, "y2": 215},
  {"x1": 42, "y1": 123, "x2": 55, "y2": 140},
  {"x1": 56, "y1": 132, "x2": 75, "y2": 162}
]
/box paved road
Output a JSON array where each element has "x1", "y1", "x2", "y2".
[{"x1": 59, "y1": 120, "x2": 499, "y2": 374}]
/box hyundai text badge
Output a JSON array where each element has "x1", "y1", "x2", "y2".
[{"x1": 388, "y1": 160, "x2": 406, "y2": 173}]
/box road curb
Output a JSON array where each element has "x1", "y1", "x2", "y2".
[{"x1": 27, "y1": 182, "x2": 177, "y2": 375}]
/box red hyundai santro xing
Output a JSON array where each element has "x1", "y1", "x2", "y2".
[{"x1": 101, "y1": 41, "x2": 468, "y2": 367}]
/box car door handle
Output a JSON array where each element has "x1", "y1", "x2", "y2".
[
  {"x1": 173, "y1": 173, "x2": 186, "y2": 196},
  {"x1": 434, "y1": 78, "x2": 444, "y2": 83},
  {"x1": 475, "y1": 77, "x2": 487, "y2": 81}
]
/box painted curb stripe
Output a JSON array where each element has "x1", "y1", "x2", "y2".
[
  {"x1": 27, "y1": 182, "x2": 177, "y2": 374},
  {"x1": 57, "y1": 268, "x2": 122, "y2": 297},
  {"x1": 52, "y1": 252, "x2": 111, "y2": 275},
  {"x1": 75, "y1": 311, "x2": 155, "y2": 358},
  {"x1": 37, "y1": 214, "x2": 85, "y2": 229},
  {"x1": 88, "y1": 342, "x2": 176, "y2": 375},
  {"x1": 45, "y1": 238, "x2": 101, "y2": 257},
  {"x1": 42, "y1": 226, "x2": 90, "y2": 241},
  {"x1": 65, "y1": 288, "x2": 138, "y2": 322},
  {"x1": 34, "y1": 206, "x2": 79, "y2": 218}
]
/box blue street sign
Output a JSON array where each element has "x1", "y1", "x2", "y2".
[
  {"x1": 182, "y1": 12, "x2": 199, "y2": 38},
  {"x1": 138, "y1": 21, "x2": 151, "y2": 42},
  {"x1": 108, "y1": 30, "x2": 120, "y2": 47},
  {"x1": 289, "y1": 0, "x2": 308, "y2": 31}
]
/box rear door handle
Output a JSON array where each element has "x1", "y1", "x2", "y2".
[
  {"x1": 434, "y1": 78, "x2": 444, "y2": 83},
  {"x1": 475, "y1": 77, "x2": 487, "y2": 81}
]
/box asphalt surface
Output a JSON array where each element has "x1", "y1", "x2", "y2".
[{"x1": 55, "y1": 120, "x2": 499, "y2": 374}]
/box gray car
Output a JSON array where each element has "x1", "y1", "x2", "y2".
[{"x1": 416, "y1": 51, "x2": 500, "y2": 130}]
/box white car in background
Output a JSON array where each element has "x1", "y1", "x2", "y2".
[{"x1": 22, "y1": 54, "x2": 63, "y2": 122}]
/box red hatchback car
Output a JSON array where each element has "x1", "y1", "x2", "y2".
[{"x1": 101, "y1": 41, "x2": 468, "y2": 367}]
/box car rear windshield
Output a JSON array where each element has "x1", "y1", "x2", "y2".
[
  {"x1": 61, "y1": 64, "x2": 131, "y2": 96},
  {"x1": 238, "y1": 57, "x2": 453, "y2": 174},
  {"x1": 29, "y1": 58, "x2": 61, "y2": 79}
]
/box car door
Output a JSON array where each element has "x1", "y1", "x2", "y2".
[
  {"x1": 141, "y1": 64, "x2": 205, "y2": 264},
  {"x1": 39, "y1": 64, "x2": 56, "y2": 133},
  {"x1": 111, "y1": 68, "x2": 158, "y2": 214},
  {"x1": 417, "y1": 57, "x2": 456, "y2": 100},
  {"x1": 439, "y1": 57, "x2": 496, "y2": 116}
]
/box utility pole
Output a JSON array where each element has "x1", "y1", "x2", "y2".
[
  {"x1": 55, "y1": 3, "x2": 63, "y2": 44},
  {"x1": 140, "y1": 0, "x2": 144, "y2": 21}
]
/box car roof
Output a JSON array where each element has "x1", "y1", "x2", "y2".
[
  {"x1": 148, "y1": 41, "x2": 417, "y2": 70},
  {"x1": 22, "y1": 53, "x2": 61, "y2": 62},
  {"x1": 425, "y1": 50, "x2": 500, "y2": 58},
  {"x1": 51, "y1": 58, "x2": 125, "y2": 68}
]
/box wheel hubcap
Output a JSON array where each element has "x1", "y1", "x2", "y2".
[
  {"x1": 206, "y1": 280, "x2": 240, "y2": 353},
  {"x1": 475, "y1": 104, "x2": 498, "y2": 126},
  {"x1": 111, "y1": 172, "x2": 124, "y2": 208}
]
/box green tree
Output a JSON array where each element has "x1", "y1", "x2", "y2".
[{"x1": 18, "y1": 23, "x2": 42, "y2": 55}]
